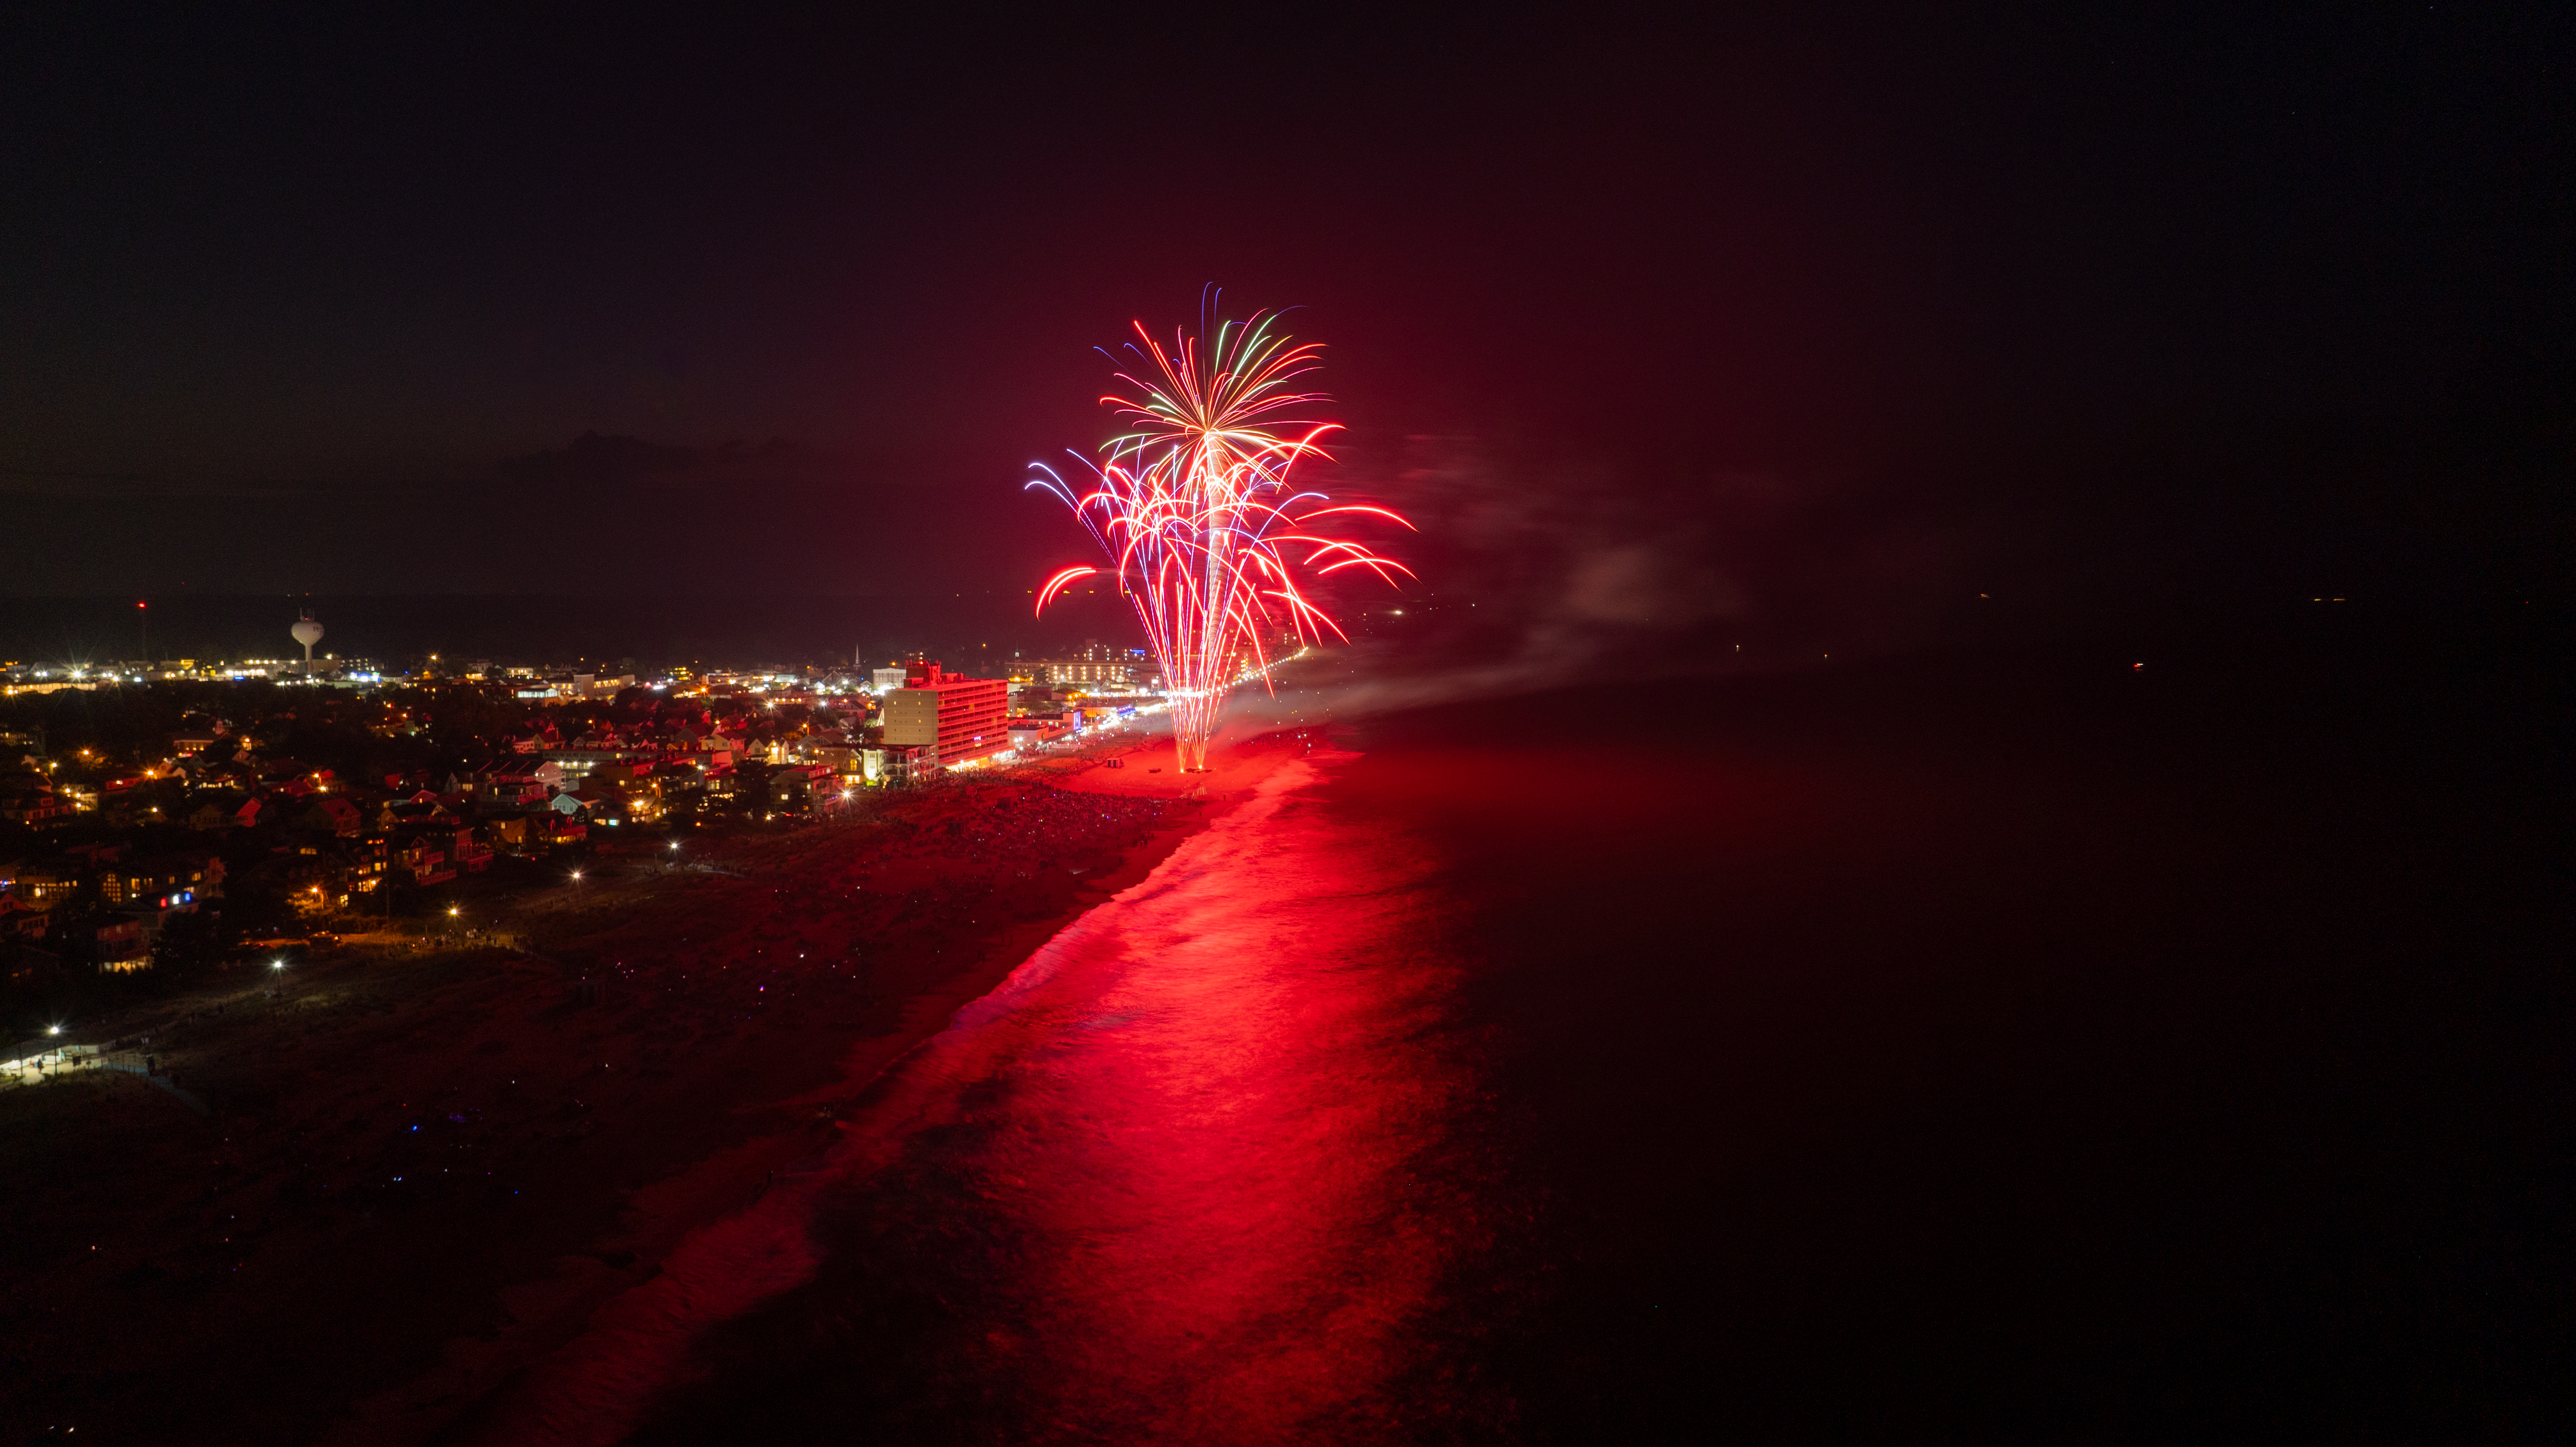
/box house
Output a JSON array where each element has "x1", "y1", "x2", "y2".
[
  {"x1": 503, "y1": 722, "x2": 561, "y2": 754},
  {"x1": 5, "y1": 860, "x2": 83, "y2": 909},
  {"x1": 649, "y1": 761, "x2": 704, "y2": 792},
  {"x1": 0, "y1": 894, "x2": 50, "y2": 939},
  {"x1": 469, "y1": 757, "x2": 563, "y2": 806},
  {"x1": 61, "y1": 916, "x2": 150, "y2": 973},
  {"x1": 187, "y1": 795, "x2": 249, "y2": 830},
  {"x1": 583, "y1": 760, "x2": 698, "y2": 821},
  {"x1": 183, "y1": 851, "x2": 225, "y2": 897},
  {"x1": 539, "y1": 741, "x2": 655, "y2": 785},
  {"x1": 342, "y1": 836, "x2": 391, "y2": 894},
  {"x1": 767, "y1": 763, "x2": 837, "y2": 816},
  {"x1": 390, "y1": 834, "x2": 456, "y2": 887},
  {"x1": 802, "y1": 735, "x2": 862, "y2": 773},
  {"x1": 663, "y1": 730, "x2": 741, "y2": 769},
  {"x1": 113, "y1": 885, "x2": 199, "y2": 937},
  {"x1": 102, "y1": 853, "x2": 218, "y2": 907},
  {"x1": 861, "y1": 744, "x2": 932, "y2": 787},
  {"x1": 377, "y1": 795, "x2": 454, "y2": 830},
  {"x1": 178, "y1": 751, "x2": 256, "y2": 788},
  {"x1": 299, "y1": 796, "x2": 363, "y2": 836},
  {"x1": 0, "y1": 787, "x2": 76, "y2": 828}
]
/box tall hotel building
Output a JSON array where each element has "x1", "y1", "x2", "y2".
[{"x1": 879, "y1": 661, "x2": 1010, "y2": 767}]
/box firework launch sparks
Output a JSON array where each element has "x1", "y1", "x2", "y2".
[{"x1": 1029, "y1": 309, "x2": 1413, "y2": 771}]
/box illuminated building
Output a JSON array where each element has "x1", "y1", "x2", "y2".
[
  {"x1": 538, "y1": 738, "x2": 655, "y2": 784},
  {"x1": 69, "y1": 916, "x2": 150, "y2": 972},
  {"x1": 1008, "y1": 712, "x2": 1081, "y2": 751},
  {"x1": 468, "y1": 757, "x2": 565, "y2": 806},
  {"x1": 0, "y1": 787, "x2": 75, "y2": 828},
  {"x1": 1044, "y1": 639, "x2": 1151, "y2": 690},
  {"x1": 880, "y1": 661, "x2": 1009, "y2": 767},
  {"x1": 862, "y1": 744, "x2": 931, "y2": 787},
  {"x1": 5, "y1": 862, "x2": 80, "y2": 909},
  {"x1": 101, "y1": 854, "x2": 223, "y2": 906},
  {"x1": 766, "y1": 762, "x2": 835, "y2": 815}
]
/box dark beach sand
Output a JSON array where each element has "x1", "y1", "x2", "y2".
[{"x1": 0, "y1": 730, "x2": 1310, "y2": 1445}]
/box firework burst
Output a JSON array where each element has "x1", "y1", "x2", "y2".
[{"x1": 1029, "y1": 308, "x2": 1412, "y2": 771}]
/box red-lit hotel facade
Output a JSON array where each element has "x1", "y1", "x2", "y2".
[{"x1": 879, "y1": 662, "x2": 1009, "y2": 767}]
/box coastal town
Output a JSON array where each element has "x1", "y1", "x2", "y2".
[
  {"x1": 0, "y1": 624, "x2": 1246, "y2": 1010},
  {"x1": 0, "y1": 628, "x2": 1330, "y2": 1438}
]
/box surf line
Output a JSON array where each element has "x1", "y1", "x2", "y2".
[{"x1": 443, "y1": 751, "x2": 1338, "y2": 1447}]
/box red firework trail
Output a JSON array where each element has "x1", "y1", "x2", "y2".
[{"x1": 1028, "y1": 308, "x2": 1413, "y2": 771}]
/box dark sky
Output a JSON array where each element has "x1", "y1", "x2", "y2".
[{"x1": 2, "y1": 8, "x2": 2566, "y2": 637}]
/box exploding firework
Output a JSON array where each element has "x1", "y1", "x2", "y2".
[{"x1": 1029, "y1": 309, "x2": 1413, "y2": 771}]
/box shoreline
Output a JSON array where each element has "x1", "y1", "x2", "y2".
[
  {"x1": 0, "y1": 727, "x2": 1318, "y2": 1445},
  {"x1": 328, "y1": 730, "x2": 1317, "y2": 1446}
]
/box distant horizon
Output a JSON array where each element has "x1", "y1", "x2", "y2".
[
  {"x1": 3, "y1": 587, "x2": 2558, "y2": 682},
  {"x1": 0, "y1": 590, "x2": 1157, "y2": 672}
]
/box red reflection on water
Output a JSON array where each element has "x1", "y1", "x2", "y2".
[
  {"x1": 465, "y1": 754, "x2": 1483, "y2": 1445},
  {"x1": 901, "y1": 753, "x2": 1478, "y2": 1437}
]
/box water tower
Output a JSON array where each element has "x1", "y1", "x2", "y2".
[{"x1": 291, "y1": 611, "x2": 325, "y2": 671}]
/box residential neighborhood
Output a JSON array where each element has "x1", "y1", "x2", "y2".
[{"x1": 0, "y1": 648, "x2": 1161, "y2": 997}]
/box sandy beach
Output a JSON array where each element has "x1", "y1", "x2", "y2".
[{"x1": 0, "y1": 728, "x2": 1317, "y2": 1445}]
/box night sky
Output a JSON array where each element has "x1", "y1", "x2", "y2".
[{"x1": 3, "y1": 8, "x2": 2565, "y2": 636}]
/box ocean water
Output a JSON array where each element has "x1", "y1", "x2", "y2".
[
  {"x1": 532, "y1": 636, "x2": 2558, "y2": 1443},
  {"x1": 601, "y1": 750, "x2": 1519, "y2": 1444}
]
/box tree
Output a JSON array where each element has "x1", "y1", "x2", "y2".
[{"x1": 153, "y1": 908, "x2": 223, "y2": 975}]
